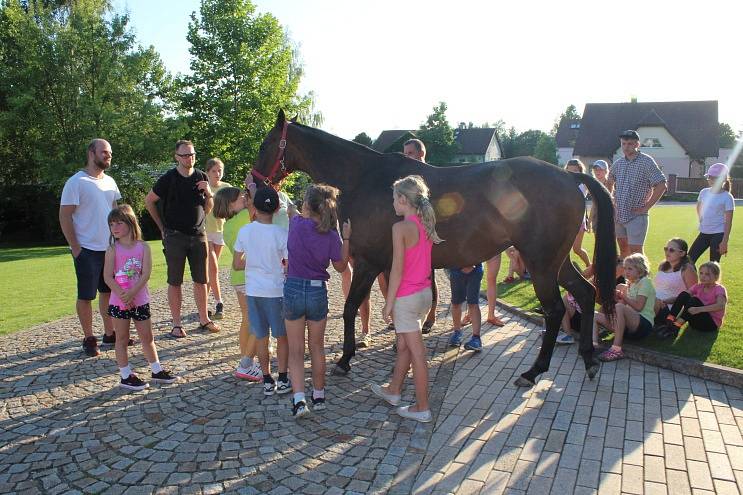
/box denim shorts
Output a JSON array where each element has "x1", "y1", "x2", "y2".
[
  {"x1": 246, "y1": 296, "x2": 286, "y2": 339},
  {"x1": 283, "y1": 277, "x2": 329, "y2": 322},
  {"x1": 448, "y1": 264, "x2": 484, "y2": 305}
]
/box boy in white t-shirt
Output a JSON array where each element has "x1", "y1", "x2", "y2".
[{"x1": 232, "y1": 187, "x2": 291, "y2": 396}]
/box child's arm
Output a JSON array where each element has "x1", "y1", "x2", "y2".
[
  {"x1": 619, "y1": 289, "x2": 647, "y2": 312},
  {"x1": 382, "y1": 222, "x2": 406, "y2": 320},
  {"x1": 688, "y1": 293, "x2": 727, "y2": 315},
  {"x1": 102, "y1": 247, "x2": 124, "y2": 300},
  {"x1": 331, "y1": 219, "x2": 351, "y2": 273},
  {"x1": 233, "y1": 251, "x2": 246, "y2": 271},
  {"x1": 720, "y1": 210, "x2": 733, "y2": 255}
]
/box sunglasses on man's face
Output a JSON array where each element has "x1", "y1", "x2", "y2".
[{"x1": 177, "y1": 152, "x2": 196, "y2": 158}]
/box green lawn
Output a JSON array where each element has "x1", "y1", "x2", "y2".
[
  {"x1": 0, "y1": 241, "x2": 233, "y2": 337},
  {"x1": 487, "y1": 204, "x2": 743, "y2": 369}
]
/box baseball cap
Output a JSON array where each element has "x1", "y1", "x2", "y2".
[
  {"x1": 253, "y1": 187, "x2": 279, "y2": 214},
  {"x1": 592, "y1": 160, "x2": 608, "y2": 170},
  {"x1": 619, "y1": 129, "x2": 640, "y2": 140},
  {"x1": 705, "y1": 163, "x2": 729, "y2": 178}
]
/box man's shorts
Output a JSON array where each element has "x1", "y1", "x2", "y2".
[
  {"x1": 615, "y1": 214, "x2": 649, "y2": 246},
  {"x1": 448, "y1": 264, "x2": 484, "y2": 305},
  {"x1": 247, "y1": 296, "x2": 286, "y2": 339},
  {"x1": 73, "y1": 248, "x2": 111, "y2": 300},
  {"x1": 393, "y1": 288, "x2": 433, "y2": 333},
  {"x1": 162, "y1": 229, "x2": 208, "y2": 285},
  {"x1": 283, "y1": 277, "x2": 329, "y2": 322}
]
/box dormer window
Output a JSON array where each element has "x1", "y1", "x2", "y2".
[
  {"x1": 570, "y1": 123, "x2": 580, "y2": 129},
  {"x1": 641, "y1": 137, "x2": 662, "y2": 148}
]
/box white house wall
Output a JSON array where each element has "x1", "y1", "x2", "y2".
[{"x1": 558, "y1": 148, "x2": 574, "y2": 166}]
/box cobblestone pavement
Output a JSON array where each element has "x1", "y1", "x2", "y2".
[{"x1": 2, "y1": 271, "x2": 743, "y2": 494}]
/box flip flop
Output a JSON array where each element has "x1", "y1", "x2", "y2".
[{"x1": 168, "y1": 326, "x2": 187, "y2": 339}]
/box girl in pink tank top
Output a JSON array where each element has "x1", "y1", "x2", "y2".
[
  {"x1": 372, "y1": 175, "x2": 443, "y2": 424},
  {"x1": 103, "y1": 205, "x2": 176, "y2": 391}
]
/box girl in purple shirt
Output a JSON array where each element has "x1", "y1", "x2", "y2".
[{"x1": 285, "y1": 184, "x2": 351, "y2": 418}]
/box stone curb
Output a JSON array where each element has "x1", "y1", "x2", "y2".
[{"x1": 491, "y1": 294, "x2": 743, "y2": 389}]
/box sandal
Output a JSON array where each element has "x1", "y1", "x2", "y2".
[
  {"x1": 462, "y1": 313, "x2": 472, "y2": 325},
  {"x1": 598, "y1": 347, "x2": 624, "y2": 362},
  {"x1": 198, "y1": 320, "x2": 221, "y2": 333},
  {"x1": 168, "y1": 326, "x2": 187, "y2": 339},
  {"x1": 502, "y1": 276, "x2": 515, "y2": 284}
]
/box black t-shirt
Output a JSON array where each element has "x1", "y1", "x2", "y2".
[{"x1": 152, "y1": 167, "x2": 208, "y2": 235}]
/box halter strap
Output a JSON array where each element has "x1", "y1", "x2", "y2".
[{"x1": 252, "y1": 119, "x2": 290, "y2": 186}]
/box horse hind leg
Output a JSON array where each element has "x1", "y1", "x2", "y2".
[
  {"x1": 422, "y1": 272, "x2": 438, "y2": 333},
  {"x1": 515, "y1": 269, "x2": 565, "y2": 388},
  {"x1": 558, "y1": 259, "x2": 599, "y2": 380}
]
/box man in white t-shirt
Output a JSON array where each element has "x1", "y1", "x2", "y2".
[{"x1": 59, "y1": 139, "x2": 121, "y2": 357}]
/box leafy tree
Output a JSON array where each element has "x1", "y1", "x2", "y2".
[
  {"x1": 352, "y1": 132, "x2": 373, "y2": 147},
  {"x1": 178, "y1": 0, "x2": 315, "y2": 184},
  {"x1": 533, "y1": 134, "x2": 558, "y2": 164},
  {"x1": 0, "y1": 0, "x2": 178, "y2": 239},
  {"x1": 719, "y1": 123, "x2": 737, "y2": 149},
  {"x1": 417, "y1": 101, "x2": 459, "y2": 165},
  {"x1": 551, "y1": 104, "x2": 581, "y2": 135}
]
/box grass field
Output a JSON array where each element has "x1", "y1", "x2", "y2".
[
  {"x1": 487, "y1": 204, "x2": 743, "y2": 369},
  {"x1": 1, "y1": 204, "x2": 740, "y2": 368}
]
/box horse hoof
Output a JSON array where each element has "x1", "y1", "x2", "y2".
[
  {"x1": 332, "y1": 364, "x2": 350, "y2": 376},
  {"x1": 586, "y1": 364, "x2": 600, "y2": 380},
  {"x1": 422, "y1": 321, "x2": 434, "y2": 334},
  {"x1": 514, "y1": 376, "x2": 535, "y2": 388}
]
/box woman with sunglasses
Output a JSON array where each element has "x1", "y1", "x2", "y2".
[{"x1": 653, "y1": 238, "x2": 697, "y2": 336}]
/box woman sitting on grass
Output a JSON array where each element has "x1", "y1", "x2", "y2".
[
  {"x1": 594, "y1": 253, "x2": 656, "y2": 362},
  {"x1": 656, "y1": 261, "x2": 727, "y2": 339},
  {"x1": 654, "y1": 238, "x2": 697, "y2": 327}
]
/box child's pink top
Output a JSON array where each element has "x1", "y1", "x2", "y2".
[
  {"x1": 109, "y1": 241, "x2": 150, "y2": 310},
  {"x1": 689, "y1": 283, "x2": 727, "y2": 328},
  {"x1": 396, "y1": 214, "x2": 433, "y2": 298}
]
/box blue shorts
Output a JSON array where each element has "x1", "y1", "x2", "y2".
[
  {"x1": 448, "y1": 264, "x2": 484, "y2": 305},
  {"x1": 73, "y1": 248, "x2": 111, "y2": 300},
  {"x1": 283, "y1": 277, "x2": 329, "y2": 322},
  {"x1": 246, "y1": 296, "x2": 286, "y2": 339}
]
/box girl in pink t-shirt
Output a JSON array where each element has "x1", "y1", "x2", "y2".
[
  {"x1": 103, "y1": 205, "x2": 176, "y2": 391},
  {"x1": 372, "y1": 175, "x2": 443, "y2": 423},
  {"x1": 660, "y1": 261, "x2": 728, "y2": 335}
]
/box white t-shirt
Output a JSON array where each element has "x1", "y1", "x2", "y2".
[
  {"x1": 60, "y1": 170, "x2": 121, "y2": 251},
  {"x1": 698, "y1": 188, "x2": 735, "y2": 234},
  {"x1": 272, "y1": 191, "x2": 294, "y2": 230},
  {"x1": 234, "y1": 222, "x2": 288, "y2": 297}
]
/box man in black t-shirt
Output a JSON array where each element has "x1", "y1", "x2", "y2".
[{"x1": 145, "y1": 140, "x2": 220, "y2": 337}]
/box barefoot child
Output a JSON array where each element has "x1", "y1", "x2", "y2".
[
  {"x1": 285, "y1": 184, "x2": 351, "y2": 417},
  {"x1": 103, "y1": 205, "x2": 176, "y2": 390},
  {"x1": 372, "y1": 175, "x2": 443, "y2": 423},
  {"x1": 233, "y1": 187, "x2": 290, "y2": 396}
]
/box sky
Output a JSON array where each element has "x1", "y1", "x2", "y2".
[{"x1": 112, "y1": 0, "x2": 742, "y2": 142}]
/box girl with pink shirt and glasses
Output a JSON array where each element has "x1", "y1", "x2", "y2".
[{"x1": 371, "y1": 175, "x2": 443, "y2": 423}]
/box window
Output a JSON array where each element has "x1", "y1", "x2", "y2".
[
  {"x1": 641, "y1": 137, "x2": 662, "y2": 148},
  {"x1": 570, "y1": 123, "x2": 580, "y2": 129}
]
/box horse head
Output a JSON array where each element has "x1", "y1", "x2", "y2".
[{"x1": 253, "y1": 109, "x2": 305, "y2": 190}]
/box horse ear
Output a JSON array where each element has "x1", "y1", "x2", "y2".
[{"x1": 276, "y1": 109, "x2": 286, "y2": 127}]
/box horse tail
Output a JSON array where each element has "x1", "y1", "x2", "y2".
[{"x1": 572, "y1": 172, "x2": 617, "y2": 318}]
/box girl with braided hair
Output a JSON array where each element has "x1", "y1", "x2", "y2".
[{"x1": 372, "y1": 175, "x2": 443, "y2": 423}]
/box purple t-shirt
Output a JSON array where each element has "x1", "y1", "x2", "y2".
[{"x1": 287, "y1": 216, "x2": 342, "y2": 281}]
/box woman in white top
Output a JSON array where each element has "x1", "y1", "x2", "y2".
[
  {"x1": 654, "y1": 238, "x2": 697, "y2": 325},
  {"x1": 688, "y1": 163, "x2": 735, "y2": 264}
]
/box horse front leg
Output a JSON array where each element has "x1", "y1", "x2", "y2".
[
  {"x1": 515, "y1": 270, "x2": 564, "y2": 387},
  {"x1": 333, "y1": 259, "x2": 377, "y2": 376},
  {"x1": 422, "y1": 269, "x2": 438, "y2": 333}
]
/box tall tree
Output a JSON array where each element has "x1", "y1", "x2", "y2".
[
  {"x1": 417, "y1": 101, "x2": 459, "y2": 165},
  {"x1": 551, "y1": 104, "x2": 581, "y2": 135},
  {"x1": 178, "y1": 0, "x2": 315, "y2": 183},
  {"x1": 352, "y1": 132, "x2": 373, "y2": 147},
  {"x1": 533, "y1": 134, "x2": 558, "y2": 164},
  {"x1": 719, "y1": 122, "x2": 737, "y2": 149}
]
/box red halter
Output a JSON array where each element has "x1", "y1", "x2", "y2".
[{"x1": 252, "y1": 120, "x2": 290, "y2": 186}]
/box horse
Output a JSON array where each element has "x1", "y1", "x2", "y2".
[{"x1": 253, "y1": 110, "x2": 616, "y2": 387}]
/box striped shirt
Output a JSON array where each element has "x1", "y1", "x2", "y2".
[{"x1": 609, "y1": 152, "x2": 666, "y2": 223}]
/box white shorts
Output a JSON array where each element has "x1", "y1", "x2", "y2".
[
  {"x1": 207, "y1": 232, "x2": 225, "y2": 246},
  {"x1": 232, "y1": 284, "x2": 246, "y2": 296},
  {"x1": 393, "y1": 288, "x2": 433, "y2": 333}
]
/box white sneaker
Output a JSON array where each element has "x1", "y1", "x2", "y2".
[
  {"x1": 371, "y1": 383, "x2": 400, "y2": 406},
  {"x1": 235, "y1": 364, "x2": 262, "y2": 382},
  {"x1": 555, "y1": 331, "x2": 575, "y2": 345},
  {"x1": 264, "y1": 381, "x2": 276, "y2": 396},
  {"x1": 397, "y1": 405, "x2": 432, "y2": 423},
  {"x1": 276, "y1": 379, "x2": 292, "y2": 394}
]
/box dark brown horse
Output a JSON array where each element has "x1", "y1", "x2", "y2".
[{"x1": 253, "y1": 111, "x2": 616, "y2": 387}]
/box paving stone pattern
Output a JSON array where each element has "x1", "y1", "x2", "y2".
[{"x1": 1, "y1": 271, "x2": 742, "y2": 494}]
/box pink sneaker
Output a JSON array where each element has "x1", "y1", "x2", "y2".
[{"x1": 234, "y1": 364, "x2": 262, "y2": 382}]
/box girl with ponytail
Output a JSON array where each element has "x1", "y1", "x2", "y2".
[
  {"x1": 284, "y1": 184, "x2": 351, "y2": 418},
  {"x1": 371, "y1": 175, "x2": 442, "y2": 423}
]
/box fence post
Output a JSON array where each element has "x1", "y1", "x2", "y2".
[{"x1": 667, "y1": 174, "x2": 677, "y2": 195}]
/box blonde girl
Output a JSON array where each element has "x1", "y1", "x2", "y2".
[
  {"x1": 372, "y1": 175, "x2": 443, "y2": 423},
  {"x1": 103, "y1": 205, "x2": 176, "y2": 390},
  {"x1": 565, "y1": 159, "x2": 591, "y2": 267},
  {"x1": 660, "y1": 261, "x2": 727, "y2": 336},
  {"x1": 205, "y1": 158, "x2": 232, "y2": 319},
  {"x1": 213, "y1": 186, "x2": 265, "y2": 381},
  {"x1": 594, "y1": 253, "x2": 656, "y2": 361}
]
